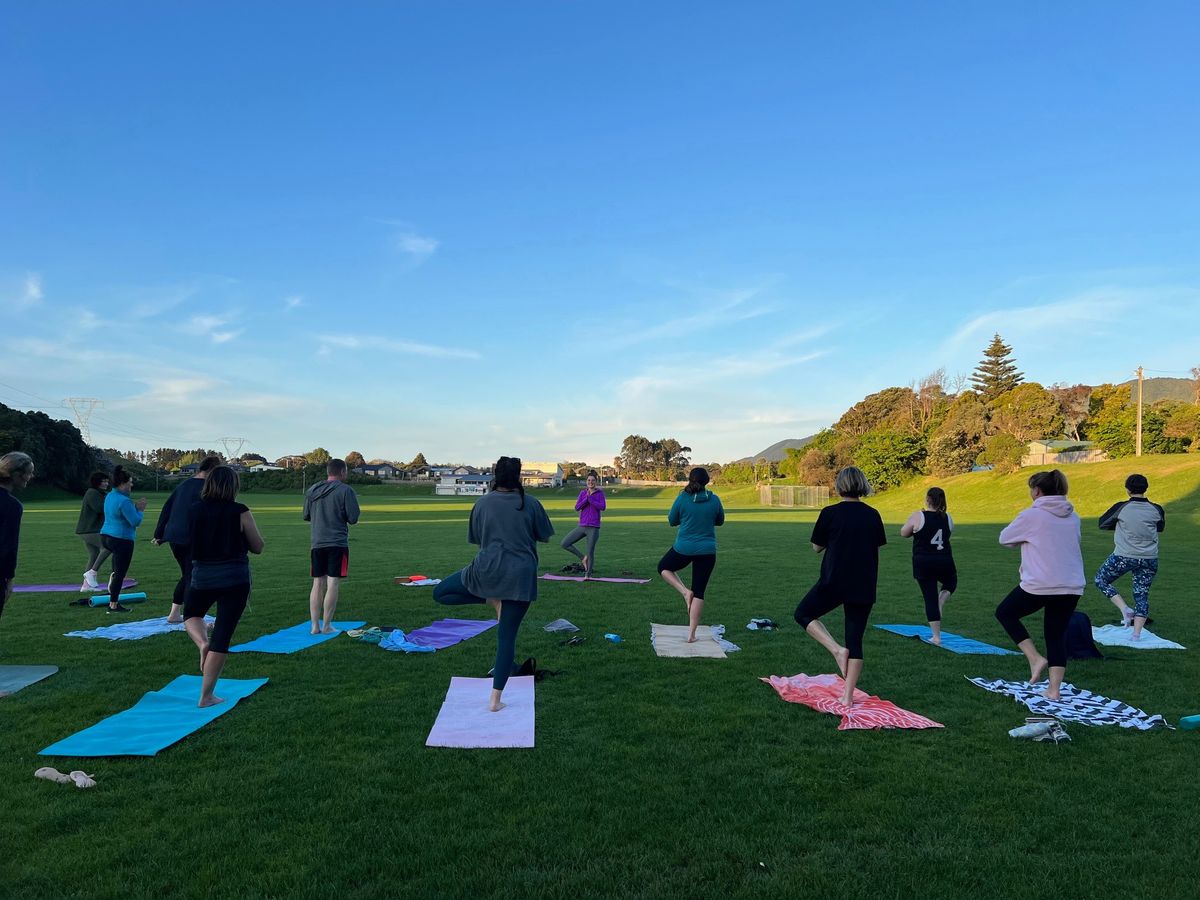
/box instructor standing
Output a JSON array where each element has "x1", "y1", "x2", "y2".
[
  {"x1": 303, "y1": 458, "x2": 360, "y2": 634},
  {"x1": 154, "y1": 455, "x2": 221, "y2": 624}
]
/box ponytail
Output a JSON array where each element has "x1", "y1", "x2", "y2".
[
  {"x1": 684, "y1": 467, "x2": 710, "y2": 495},
  {"x1": 926, "y1": 487, "x2": 947, "y2": 513},
  {"x1": 491, "y1": 456, "x2": 525, "y2": 510},
  {"x1": 111, "y1": 465, "x2": 132, "y2": 488}
]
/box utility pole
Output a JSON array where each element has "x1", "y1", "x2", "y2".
[{"x1": 1135, "y1": 366, "x2": 1144, "y2": 457}]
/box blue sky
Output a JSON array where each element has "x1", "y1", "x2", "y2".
[{"x1": 2, "y1": 2, "x2": 1197, "y2": 464}]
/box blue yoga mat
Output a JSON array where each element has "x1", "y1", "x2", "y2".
[
  {"x1": 39, "y1": 675, "x2": 268, "y2": 757},
  {"x1": 228, "y1": 621, "x2": 366, "y2": 654},
  {"x1": 875, "y1": 624, "x2": 1019, "y2": 655}
]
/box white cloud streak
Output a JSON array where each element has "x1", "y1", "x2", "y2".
[{"x1": 318, "y1": 333, "x2": 481, "y2": 361}]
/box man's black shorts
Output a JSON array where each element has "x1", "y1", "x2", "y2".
[{"x1": 311, "y1": 546, "x2": 349, "y2": 578}]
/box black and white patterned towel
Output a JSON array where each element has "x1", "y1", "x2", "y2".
[{"x1": 967, "y1": 677, "x2": 1171, "y2": 730}]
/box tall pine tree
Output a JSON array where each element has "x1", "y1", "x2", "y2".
[{"x1": 971, "y1": 333, "x2": 1024, "y2": 401}]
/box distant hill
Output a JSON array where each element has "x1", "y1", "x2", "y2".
[
  {"x1": 1118, "y1": 376, "x2": 1195, "y2": 405},
  {"x1": 740, "y1": 436, "x2": 814, "y2": 463}
]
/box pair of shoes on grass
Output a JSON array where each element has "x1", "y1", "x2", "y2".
[
  {"x1": 107, "y1": 604, "x2": 130, "y2": 614},
  {"x1": 35, "y1": 767, "x2": 96, "y2": 788}
]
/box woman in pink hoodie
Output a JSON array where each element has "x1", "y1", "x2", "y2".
[{"x1": 995, "y1": 469, "x2": 1085, "y2": 700}]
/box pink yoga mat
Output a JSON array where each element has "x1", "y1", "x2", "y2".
[
  {"x1": 426, "y1": 676, "x2": 535, "y2": 748},
  {"x1": 539, "y1": 574, "x2": 650, "y2": 584},
  {"x1": 14, "y1": 578, "x2": 137, "y2": 594},
  {"x1": 762, "y1": 673, "x2": 944, "y2": 731}
]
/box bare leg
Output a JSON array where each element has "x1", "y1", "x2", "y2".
[
  {"x1": 309, "y1": 578, "x2": 325, "y2": 633},
  {"x1": 687, "y1": 597, "x2": 705, "y2": 642},
  {"x1": 1043, "y1": 665, "x2": 1066, "y2": 701},
  {"x1": 1108, "y1": 592, "x2": 1133, "y2": 625},
  {"x1": 929, "y1": 620, "x2": 942, "y2": 645},
  {"x1": 1131, "y1": 615, "x2": 1147, "y2": 639},
  {"x1": 1017, "y1": 638, "x2": 1048, "y2": 684},
  {"x1": 198, "y1": 649, "x2": 227, "y2": 707},
  {"x1": 804, "y1": 619, "x2": 849, "y2": 677},
  {"x1": 321, "y1": 578, "x2": 342, "y2": 633},
  {"x1": 184, "y1": 617, "x2": 209, "y2": 673},
  {"x1": 486, "y1": 598, "x2": 501, "y2": 621},
  {"x1": 489, "y1": 688, "x2": 505, "y2": 712},
  {"x1": 659, "y1": 569, "x2": 694, "y2": 615},
  {"x1": 938, "y1": 590, "x2": 951, "y2": 616},
  {"x1": 167, "y1": 602, "x2": 185, "y2": 624},
  {"x1": 840, "y1": 658, "x2": 863, "y2": 707}
]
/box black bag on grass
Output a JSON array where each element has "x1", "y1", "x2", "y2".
[{"x1": 1066, "y1": 611, "x2": 1103, "y2": 660}]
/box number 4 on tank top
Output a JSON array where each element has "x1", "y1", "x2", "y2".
[{"x1": 930, "y1": 529, "x2": 944, "y2": 550}]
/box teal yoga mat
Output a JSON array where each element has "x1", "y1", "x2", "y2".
[
  {"x1": 39, "y1": 675, "x2": 268, "y2": 757},
  {"x1": 87, "y1": 592, "x2": 148, "y2": 607},
  {"x1": 874, "y1": 624, "x2": 1019, "y2": 655},
  {"x1": 0, "y1": 665, "x2": 58, "y2": 697},
  {"x1": 228, "y1": 621, "x2": 366, "y2": 654}
]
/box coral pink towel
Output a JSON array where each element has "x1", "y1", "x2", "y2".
[{"x1": 761, "y1": 673, "x2": 944, "y2": 731}]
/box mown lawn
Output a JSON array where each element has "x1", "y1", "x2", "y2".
[{"x1": 3, "y1": 458, "x2": 1199, "y2": 898}]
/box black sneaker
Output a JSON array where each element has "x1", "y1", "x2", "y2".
[{"x1": 107, "y1": 603, "x2": 131, "y2": 613}]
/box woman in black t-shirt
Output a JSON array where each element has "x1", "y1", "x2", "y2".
[
  {"x1": 794, "y1": 466, "x2": 887, "y2": 708},
  {"x1": 900, "y1": 486, "x2": 957, "y2": 645},
  {"x1": 183, "y1": 466, "x2": 265, "y2": 708}
]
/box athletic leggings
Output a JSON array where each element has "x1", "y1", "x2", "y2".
[
  {"x1": 170, "y1": 542, "x2": 193, "y2": 608},
  {"x1": 433, "y1": 571, "x2": 531, "y2": 691},
  {"x1": 657, "y1": 548, "x2": 716, "y2": 598},
  {"x1": 80, "y1": 533, "x2": 111, "y2": 574},
  {"x1": 794, "y1": 585, "x2": 872, "y2": 659},
  {"x1": 184, "y1": 583, "x2": 250, "y2": 654},
  {"x1": 994, "y1": 586, "x2": 1081, "y2": 668},
  {"x1": 561, "y1": 526, "x2": 599, "y2": 573},
  {"x1": 101, "y1": 536, "x2": 135, "y2": 606},
  {"x1": 1094, "y1": 554, "x2": 1158, "y2": 619}
]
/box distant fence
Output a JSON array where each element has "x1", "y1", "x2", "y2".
[
  {"x1": 759, "y1": 485, "x2": 829, "y2": 508},
  {"x1": 1021, "y1": 450, "x2": 1109, "y2": 467}
]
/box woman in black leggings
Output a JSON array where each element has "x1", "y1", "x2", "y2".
[
  {"x1": 794, "y1": 466, "x2": 887, "y2": 708},
  {"x1": 183, "y1": 466, "x2": 264, "y2": 708},
  {"x1": 433, "y1": 456, "x2": 554, "y2": 712},
  {"x1": 994, "y1": 470, "x2": 1084, "y2": 701},
  {"x1": 98, "y1": 466, "x2": 146, "y2": 613}
]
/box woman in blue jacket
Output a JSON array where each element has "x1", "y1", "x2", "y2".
[
  {"x1": 658, "y1": 467, "x2": 725, "y2": 643},
  {"x1": 99, "y1": 466, "x2": 147, "y2": 612}
]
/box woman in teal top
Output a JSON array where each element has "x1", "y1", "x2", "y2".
[
  {"x1": 98, "y1": 466, "x2": 147, "y2": 612},
  {"x1": 658, "y1": 468, "x2": 725, "y2": 642}
]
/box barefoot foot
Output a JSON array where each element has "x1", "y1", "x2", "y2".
[
  {"x1": 489, "y1": 700, "x2": 506, "y2": 712},
  {"x1": 929, "y1": 635, "x2": 942, "y2": 646},
  {"x1": 1041, "y1": 687, "x2": 1061, "y2": 702},
  {"x1": 1028, "y1": 656, "x2": 1048, "y2": 684},
  {"x1": 321, "y1": 624, "x2": 336, "y2": 635},
  {"x1": 166, "y1": 616, "x2": 184, "y2": 625},
  {"x1": 198, "y1": 695, "x2": 226, "y2": 708},
  {"x1": 834, "y1": 647, "x2": 850, "y2": 678},
  {"x1": 310, "y1": 624, "x2": 320, "y2": 635},
  {"x1": 486, "y1": 598, "x2": 501, "y2": 621},
  {"x1": 839, "y1": 692, "x2": 855, "y2": 709}
]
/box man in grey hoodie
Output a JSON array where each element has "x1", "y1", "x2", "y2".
[{"x1": 303, "y1": 458, "x2": 361, "y2": 634}]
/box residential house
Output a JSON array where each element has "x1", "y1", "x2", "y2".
[
  {"x1": 434, "y1": 473, "x2": 492, "y2": 496},
  {"x1": 354, "y1": 462, "x2": 401, "y2": 478},
  {"x1": 520, "y1": 461, "x2": 563, "y2": 488},
  {"x1": 274, "y1": 455, "x2": 307, "y2": 470},
  {"x1": 1023, "y1": 440, "x2": 1107, "y2": 467}
]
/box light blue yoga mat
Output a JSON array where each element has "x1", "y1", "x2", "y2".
[
  {"x1": 875, "y1": 624, "x2": 1019, "y2": 655},
  {"x1": 39, "y1": 675, "x2": 268, "y2": 757},
  {"x1": 65, "y1": 615, "x2": 212, "y2": 641},
  {"x1": 0, "y1": 665, "x2": 58, "y2": 696},
  {"x1": 228, "y1": 621, "x2": 366, "y2": 654}
]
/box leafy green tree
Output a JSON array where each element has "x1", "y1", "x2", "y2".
[
  {"x1": 971, "y1": 333, "x2": 1024, "y2": 401},
  {"x1": 926, "y1": 393, "x2": 989, "y2": 476},
  {"x1": 835, "y1": 387, "x2": 917, "y2": 436},
  {"x1": 409, "y1": 452, "x2": 429, "y2": 468},
  {"x1": 977, "y1": 432, "x2": 1026, "y2": 473},
  {"x1": 619, "y1": 435, "x2": 655, "y2": 474},
  {"x1": 854, "y1": 429, "x2": 925, "y2": 490},
  {"x1": 1163, "y1": 403, "x2": 1200, "y2": 451},
  {"x1": 989, "y1": 383, "x2": 1064, "y2": 442},
  {"x1": 345, "y1": 451, "x2": 366, "y2": 469},
  {"x1": 305, "y1": 447, "x2": 332, "y2": 465},
  {"x1": 1084, "y1": 384, "x2": 1135, "y2": 457},
  {"x1": 715, "y1": 460, "x2": 755, "y2": 484},
  {"x1": 1048, "y1": 383, "x2": 1092, "y2": 441}
]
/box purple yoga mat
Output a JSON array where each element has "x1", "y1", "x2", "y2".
[
  {"x1": 540, "y1": 573, "x2": 650, "y2": 584},
  {"x1": 14, "y1": 578, "x2": 137, "y2": 594},
  {"x1": 406, "y1": 618, "x2": 497, "y2": 650}
]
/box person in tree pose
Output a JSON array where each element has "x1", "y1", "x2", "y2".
[
  {"x1": 1094, "y1": 473, "x2": 1164, "y2": 640},
  {"x1": 433, "y1": 456, "x2": 554, "y2": 712},
  {"x1": 900, "y1": 487, "x2": 957, "y2": 644},
  {"x1": 183, "y1": 466, "x2": 264, "y2": 707},
  {"x1": 794, "y1": 466, "x2": 887, "y2": 708},
  {"x1": 99, "y1": 466, "x2": 147, "y2": 613},
  {"x1": 153, "y1": 455, "x2": 220, "y2": 623},
  {"x1": 303, "y1": 458, "x2": 360, "y2": 634},
  {"x1": 658, "y1": 467, "x2": 725, "y2": 643},
  {"x1": 76, "y1": 471, "x2": 111, "y2": 592},
  {"x1": 561, "y1": 470, "x2": 606, "y2": 576},
  {"x1": 994, "y1": 469, "x2": 1084, "y2": 701},
  {"x1": 0, "y1": 452, "x2": 36, "y2": 643}
]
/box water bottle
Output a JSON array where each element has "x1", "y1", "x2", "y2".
[
  {"x1": 604, "y1": 633, "x2": 622, "y2": 643},
  {"x1": 1008, "y1": 721, "x2": 1054, "y2": 739}
]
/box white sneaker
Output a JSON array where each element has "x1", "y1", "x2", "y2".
[{"x1": 82, "y1": 570, "x2": 100, "y2": 590}]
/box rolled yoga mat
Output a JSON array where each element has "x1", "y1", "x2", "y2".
[
  {"x1": 87, "y1": 592, "x2": 148, "y2": 607},
  {"x1": 14, "y1": 578, "x2": 137, "y2": 594}
]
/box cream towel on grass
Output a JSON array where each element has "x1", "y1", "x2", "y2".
[{"x1": 650, "y1": 623, "x2": 727, "y2": 659}]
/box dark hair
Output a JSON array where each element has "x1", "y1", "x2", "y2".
[
  {"x1": 1125, "y1": 473, "x2": 1149, "y2": 495},
  {"x1": 89, "y1": 471, "x2": 110, "y2": 489},
  {"x1": 926, "y1": 487, "x2": 947, "y2": 513},
  {"x1": 684, "y1": 467, "x2": 710, "y2": 495},
  {"x1": 492, "y1": 456, "x2": 525, "y2": 509},
  {"x1": 835, "y1": 466, "x2": 870, "y2": 498},
  {"x1": 586, "y1": 469, "x2": 598, "y2": 479},
  {"x1": 201, "y1": 465, "x2": 240, "y2": 502},
  {"x1": 111, "y1": 465, "x2": 132, "y2": 488},
  {"x1": 198, "y1": 455, "x2": 222, "y2": 473},
  {"x1": 1028, "y1": 469, "x2": 1068, "y2": 497},
  {"x1": 327, "y1": 458, "x2": 347, "y2": 476}
]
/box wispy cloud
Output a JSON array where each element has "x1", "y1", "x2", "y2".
[
  {"x1": 611, "y1": 287, "x2": 775, "y2": 347},
  {"x1": 9, "y1": 272, "x2": 43, "y2": 309},
  {"x1": 129, "y1": 283, "x2": 200, "y2": 319},
  {"x1": 182, "y1": 313, "x2": 242, "y2": 344},
  {"x1": 943, "y1": 289, "x2": 1135, "y2": 352},
  {"x1": 284, "y1": 295, "x2": 304, "y2": 310},
  {"x1": 397, "y1": 232, "x2": 439, "y2": 262},
  {"x1": 318, "y1": 333, "x2": 480, "y2": 360}
]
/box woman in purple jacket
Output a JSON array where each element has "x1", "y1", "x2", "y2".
[{"x1": 561, "y1": 470, "x2": 606, "y2": 577}]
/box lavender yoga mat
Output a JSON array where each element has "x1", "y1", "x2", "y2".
[
  {"x1": 15, "y1": 579, "x2": 137, "y2": 594},
  {"x1": 426, "y1": 676, "x2": 535, "y2": 748},
  {"x1": 406, "y1": 618, "x2": 497, "y2": 650},
  {"x1": 540, "y1": 573, "x2": 650, "y2": 584}
]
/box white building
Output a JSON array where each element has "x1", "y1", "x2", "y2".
[
  {"x1": 434, "y1": 474, "x2": 492, "y2": 496},
  {"x1": 520, "y1": 462, "x2": 563, "y2": 488}
]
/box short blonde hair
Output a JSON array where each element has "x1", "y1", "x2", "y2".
[{"x1": 835, "y1": 466, "x2": 870, "y2": 498}]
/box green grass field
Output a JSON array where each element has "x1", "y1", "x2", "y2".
[{"x1": 3, "y1": 457, "x2": 1200, "y2": 898}]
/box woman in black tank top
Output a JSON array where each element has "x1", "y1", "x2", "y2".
[{"x1": 899, "y1": 487, "x2": 958, "y2": 644}]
